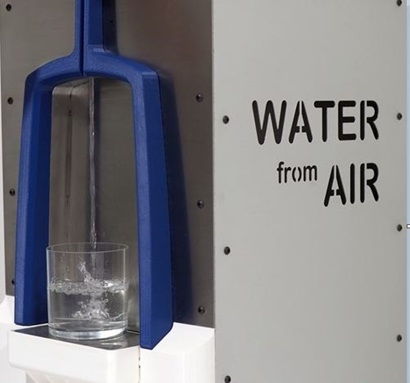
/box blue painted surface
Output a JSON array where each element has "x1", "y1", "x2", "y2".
[{"x1": 15, "y1": 0, "x2": 173, "y2": 349}]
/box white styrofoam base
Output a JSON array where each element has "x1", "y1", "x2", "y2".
[
  {"x1": 7, "y1": 313, "x2": 215, "y2": 383},
  {"x1": 140, "y1": 324, "x2": 215, "y2": 383},
  {"x1": 9, "y1": 329, "x2": 140, "y2": 383},
  {"x1": 0, "y1": 296, "x2": 26, "y2": 383}
]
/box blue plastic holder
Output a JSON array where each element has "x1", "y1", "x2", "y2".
[{"x1": 14, "y1": 0, "x2": 173, "y2": 350}]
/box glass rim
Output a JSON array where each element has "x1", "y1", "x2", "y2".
[{"x1": 47, "y1": 242, "x2": 129, "y2": 254}]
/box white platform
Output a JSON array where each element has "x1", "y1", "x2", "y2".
[
  {"x1": 9, "y1": 328, "x2": 140, "y2": 383},
  {"x1": 140, "y1": 324, "x2": 215, "y2": 383},
  {"x1": 0, "y1": 296, "x2": 26, "y2": 383},
  {"x1": 5, "y1": 306, "x2": 215, "y2": 383}
]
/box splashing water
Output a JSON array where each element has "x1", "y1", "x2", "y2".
[{"x1": 48, "y1": 261, "x2": 128, "y2": 336}]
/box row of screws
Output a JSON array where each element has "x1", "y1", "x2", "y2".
[
  {"x1": 195, "y1": 88, "x2": 213, "y2": 315},
  {"x1": 193, "y1": 93, "x2": 206, "y2": 317},
  {"x1": 223, "y1": 112, "x2": 404, "y2": 125},
  {"x1": 2, "y1": 1, "x2": 403, "y2": 11},
  {"x1": 396, "y1": 113, "x2": 404, "y2": 230},
  {"x1": 197, "y1": 247, "x2": 230, "y2": 314}
]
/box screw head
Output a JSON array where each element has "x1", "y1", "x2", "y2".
[
  {"x1": 9, "y1": 188, "x2": 15, "y2": 196},
  {"x1": 397, "y1": 113, "x2": 403, "y2": 120},
  {"x1": 198, "y1": 306, "x2": 206, "y2": 314},
  {"x1": 7, "y1": 97, "x2": 13, "y2": 105},
  {"x1": 224, "y1": 246, "x2": 231, "y2": 255},
  {"x1": 223, "y1": 115, "x2": 230, "y2": 124},
  {"x1": 397, "y1": 224, "x2": 403, "y2": 232},
  {"x1": 224, "y1": 376, "x2": 232, "y2": 383},
  {"x1": 197, "y1": 200, "x2": 205, "y2": 209},
  {"x1": 11, "y1": 278, "x2": 15, "y2": 286},
  {"x1": 397, "y1": 0, "x2": 402, "y2": 6},
  {"x1": 397, "y1": 334, "x2": 403, "y2": 342},
  {"x1": 5, "y1": 4, "x2": 11, "y2": 11},
  {"x1": 196, "y1": 93, "x2": 204, "y2": 103}
]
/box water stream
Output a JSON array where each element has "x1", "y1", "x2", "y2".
[{"x1": 88, "y1": 78, "x2": 98, "y2": 250}]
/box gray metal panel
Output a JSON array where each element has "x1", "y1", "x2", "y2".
[
  {"x1": 0, "y1": 0, "x2": 75, "y2": 296},
  {"x1": 213, "y1": 1, "x2": 406, "y2": 382},
  {"x1": 50, "y1": 81, "x2": 91, "y2": 245},
  {"x1": 0, "y1": 0, "x2": 213, "y2": 328}
]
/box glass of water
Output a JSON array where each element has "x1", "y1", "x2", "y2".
[{"x1": 47, "y1": 243, "x2": 129, "y2": 340}]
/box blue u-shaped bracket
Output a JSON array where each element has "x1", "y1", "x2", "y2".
[{"x1": 15, "y1": 0, "x2": 173, "y2": 350}]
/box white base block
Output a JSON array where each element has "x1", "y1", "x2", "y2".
[
  {"x1": 8, "y1": 330, "x2": 140, "y2": 383},
  {"x1": 140, "y1": 324, "x2": 215, "y2": 383},
  {"x1": 8, "y1": 322, "x2": 215, "y2": 383},
  {"x1": 0, "y1": 296, "x2": 26, "y2": 383}
]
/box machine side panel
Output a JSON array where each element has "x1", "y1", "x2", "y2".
[{"x1": 213, "y1": 1, "x2": 406, "y2": 382}]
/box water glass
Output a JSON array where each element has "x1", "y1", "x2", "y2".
[{"x1": 47, "y1": 243, "x2": 129, "y2": 340}]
